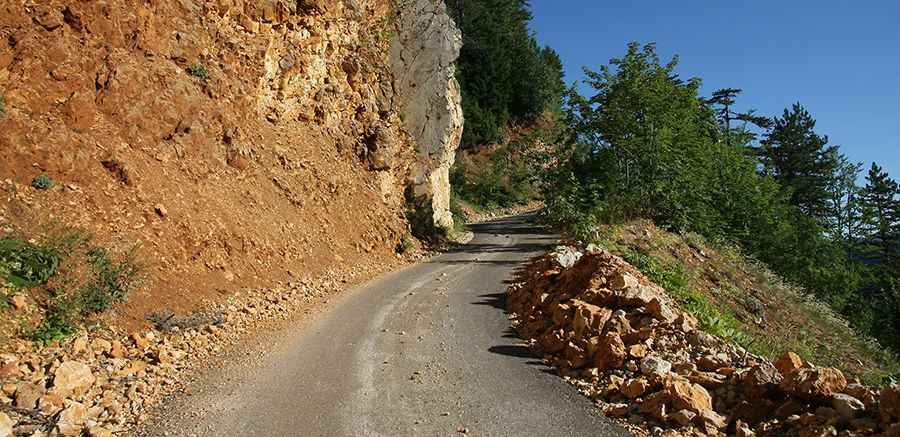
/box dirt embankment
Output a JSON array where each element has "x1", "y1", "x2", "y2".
[
  {"x1": 0, "y1": 0, "x2": 423, "y2": 328},
  {"x1": 508, "y1": 247, "x2": 900, "y2": 436}
]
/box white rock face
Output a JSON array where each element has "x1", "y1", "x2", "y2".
[{"x1": 391, "y1": 0, "x2": 464, "y2": 230}]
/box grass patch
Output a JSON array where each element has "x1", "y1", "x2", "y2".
[
  {"x1": 594, "y1": 220, "x2": 900, "y2": 385},
  {"x1": 622, "y1": 248, "x2": 756, "y2": 351}
]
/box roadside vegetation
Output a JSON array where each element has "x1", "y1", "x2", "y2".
[
  {"x1": 0, "y1": 225, "x2": 140, "y2": 346},
  {"x1": 448, "y1": 1, "x2": 900, "y2": 384}
]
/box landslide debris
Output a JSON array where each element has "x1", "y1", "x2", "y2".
[{"x1": 507, "y1": 247, "x2": 900, "y2": 436}]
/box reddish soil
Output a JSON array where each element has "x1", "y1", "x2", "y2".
[{"x1": 0, "y1": 0, "x2": 413, "y2": 331}]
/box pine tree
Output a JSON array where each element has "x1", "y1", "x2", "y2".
[
  {"x1": 859, "y1": 162, "x2": 900, "y2": 263},
  {"x1": 760, "y1": 103, "x2": 839, "y2": 221}
]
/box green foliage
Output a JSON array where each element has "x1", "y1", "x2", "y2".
[
  {"x1": 1, "y1": 229, "x2": 139, "y2": 345},
  {"x1": 188, "y1": 63, "x2": 210, "y2": 80},
  {"x1": 0, "y1": 238, "x2": 59, "y2": 287},
  {"x1": 396, "y1": 234, "x2": 415, "y2": 255},
  {"x1": 31, "y1": 174, "x2": 54, "y2": 190},
  {"x1": 537, "y1": 41, "x2": 900, "y2": 357},
  {"x1": 448, "y1": 0, "x2": 566, "y2": 146},
  {"x1": 759, "y1": 103, "x2": 839, "y2": 220},
  {"x1": 81, "y1": 247, "x2": 139, "y2": 312}
]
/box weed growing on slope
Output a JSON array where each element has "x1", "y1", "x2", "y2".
[
  {"x1": 31, "y1": 174, "x2": 54, "y2": 190},
  {"x1": 188, "y1": 63, "x2": 210, "y2": 81},
  {"x1": 0, "y1": 227, "x2": 140, "y2": 345}
]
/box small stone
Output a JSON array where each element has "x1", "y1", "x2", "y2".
[
  {"x1": 154, "y1": 204, "x2": 168, "y2": 217},
  {"x1": 91, "y1": 338, "x2": 112, "y2": 354},
  {"x1": 669, "y1": 409, "x2": 696, "y2": 426},
  {"x1": 697, "y1": 409, "x2": 727, "y2": 429},
  {"x1": 131, "y1": 332, "x2": 150, "y2": 351},
  {"x1": 735, "y1": 421, "x2": 756, "y2": 437},
  {"x1": 10, "y1": 294, "x2": 26, "y2": 310},
  {"x1": 665, "y1": 377, "x2": 712, "y2": 414},
  {"x1": 14, "y1": 382, "x2": 44, "y2": 409},
  {"x1": 88, "y1": 426, "x2": 114, "y2": 437},
  {"x1": 51, "y1": 361, "x2": 95, "y2": 397},
  {"x1": 109, "y1": 340, "x2": 126, "y2": 358},
  {"x1": 56, "y1": 402, "x2": 87, "y2": 436},
  {"x1": 605, "y1": 403, "x2": 631, "y2": 417}
]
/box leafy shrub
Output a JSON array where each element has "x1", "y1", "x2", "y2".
[
  {"x1": 189, "y1": 63, "x2": 210, "y2": 80},
  {"x1": 0, "y1": 238, "x2": 59, "y2": 287},
  {"x1": 1, "y1": 228, "x2": 140, "y2": 345},
  {"x1": 31, "y1": 174, "x2": 54, "y2": 190}
]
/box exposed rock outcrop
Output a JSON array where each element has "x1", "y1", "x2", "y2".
[{"x1": 391, "y1": 0, "x2": 464, "y2": 230}]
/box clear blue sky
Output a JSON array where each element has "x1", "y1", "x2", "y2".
[{"x1": 529, "y1": 1, "x2": 900, "y2": 179}]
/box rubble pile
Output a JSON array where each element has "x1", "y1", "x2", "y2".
[{"x1": 507, "y1": 247, "x2": 900, "y2": 436}]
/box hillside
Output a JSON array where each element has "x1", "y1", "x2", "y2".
[
  {"x1": 507, "y1": 222, "x2": 900, "y2": 435},
  {"x1": 0, "y1": 0, "x2": 465, "y2": 434}
]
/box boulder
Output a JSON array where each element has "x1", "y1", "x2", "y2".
[
  {"x1": 665, "y1": 377, "x2": 713, "y2": 415},
  {"x1": 38, "y1": 393, "x2": 65, "y2": 415},
  {"x1": 572, "y1": 301, "x2": 612, "y2": 338},
  {"x1": 593, "y1": 333, "x2": 626, "y2": 370},
  {"x1": 639, "y1": 390, "x2": 670, "y2": 420},
  {"x1": 609, "y1": 272, "x2": 639, "y2": 290},
  {"x1": 14, "y1": 381, "x2": 44, "y2": 409},
  {"x1": 621, "y1": 378, "x2": 650, "y2": 399},
  {"x1": 780, "y1": 367, "x2": 847, "y2": 400},
  {"x1": 697, "y1": 353, "x2": 731, "y2": 372},
  {"x1": 0, "y1": 412, "x2": 12, "y2": 437},
  {"x1": 550, "y1": 246, "x2": 583, "y2": 269},
  {"x1": 640, "y1": 355, "x2": 672, "y2": 377},
  {"x1": 774, "y1": 352, "x2": 804, "y2": 376},
  {"x1": 56, "y1": 402, "x2": 87, "y2": 436},
  {"x1": 843, "y1": 383, "x2": 877, "y2": 409},
  {"x1": 51, "y1": 361, "x2": 95, "y2": 397},
  {"x1": 646, "y1": 298, "x2": 676, "y2": 322},
  {"x1": 881, "y1": 386, "x2": 900, "y2": 422},
  {"x1": 831, "y1": 393, "x2": 864, "y2": 420}
]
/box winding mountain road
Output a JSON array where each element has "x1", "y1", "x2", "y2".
[{"x1": 142, "y1": 216, "x2": 626, "y2": 436}]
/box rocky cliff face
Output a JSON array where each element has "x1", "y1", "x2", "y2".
[
  {"x1": 390, "y1": 0, "x2": 464, "y2": 230},
  {"x1": 0, "y1": 0, "x2": 462, "y2": 324}
]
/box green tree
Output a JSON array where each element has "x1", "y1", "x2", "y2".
[
  {"x1": 449, "y1": 0, "x2": 566, "y2": 147},
  {"x1": 760, "y1": 103, "x2": 839, "y2": 220}
]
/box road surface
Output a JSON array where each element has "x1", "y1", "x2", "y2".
[{"x1": 142, "y1": 215, "x2": 626, "y2": 437}]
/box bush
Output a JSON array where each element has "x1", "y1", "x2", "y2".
[
  {"x1": 1, "y1": 228, "x2": 140, "y2": 345},
  {"x1": 31, "y1": 174, "x2": 54, "y2": 190},
  {"x1": 188, "y1": 63, "x2": 210, "y2": 80},
  {"x1": 0, "y1": 238, "x2": 59, "y2": 287}
]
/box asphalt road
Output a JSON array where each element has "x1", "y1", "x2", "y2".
[{"x1": 143, "y1": 215, "x2": 627, "y2": 437}]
